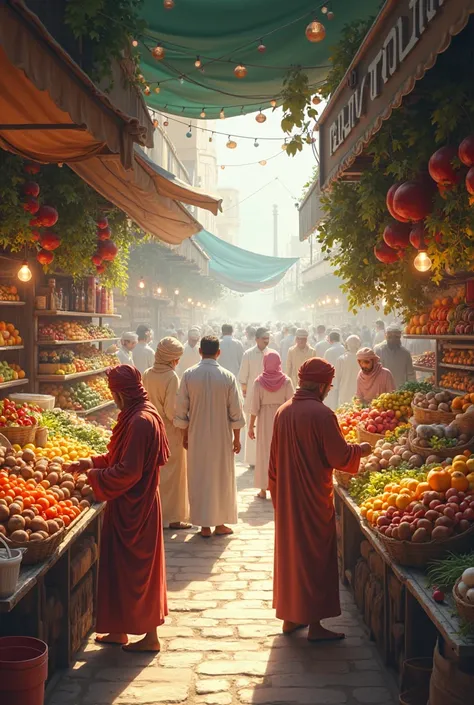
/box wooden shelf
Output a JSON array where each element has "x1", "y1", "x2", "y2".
[
  {"x1": 404, "y1": 334, "x2": 474, "y2": 340},
  {"x1": 439, "y1": 363, "x2": 474, "y2": 371},
  {"x1": 37, "y1": 368, "x2": 109, "y2": 383},
  {"x1": 439, "y1": 387, "x2": 472, "y2": 396},
  {"x1": 35, "y1": 310, "x2": 120, "y2": 318},
  {"x1": 0, "y1": 345, "x2": 24, "y2": 351},
  {"x1": 0, "y1": 378, "x2": 29, "y2": 390},
  {"x1": 0, "y1": 301, "x2": 25, "y2": 307},
  {"x1": 36, "y1": 338, "x2": 118, "y2": 346},
  {"x1": 75, "y1": 400, "x2": 115, "y2": 416},
  {"x1": 413, "y1": 365, "x2": 434, "y2": 373}
]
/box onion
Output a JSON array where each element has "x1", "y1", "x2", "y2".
[{"x1": 461, "y1": 567, "x2": 474, "y2": 588}]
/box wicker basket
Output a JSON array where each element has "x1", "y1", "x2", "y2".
[
  {"x1": 374, "y1": 523, "x2": 474, "y2": 568},
  {"x1": 2, "y1": 527, "x2": 65, "y2": 565},
  {"x1": 357, "y1": 426, "x2": 385, "y2": 446},
  {"x1": 0, "y1": 424, "x2": 37, "y2": 447},
  {"x1": 408, "y1": 428, "x2": 474, "y2": 459},
  {"x1": 411, "y1": 404, "x2": 456, "y2": 425},
  {"x1": 453, "y1": 578, "x2": 474, "y2": 624},
  {"x1": 334, "y1": 469, "x2": 354, "y2": 489},
  {"x1": 35, "y1": 426, "x2": 48, "y2": 448}
]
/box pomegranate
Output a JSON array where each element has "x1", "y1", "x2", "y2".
[
  {"x1": 91, "y1": 253, "x2": 103, "y2": 266},
  {"x1": 37, "y1": 205, "x2": 58, "y2": 228},
  {"x1": 97, "y1": 239, "x2": 118, "y2": 261},
  {"x1": 97, "y1": 226, "x2": 111, "y2": 241},
  {"x1": 36, "y1": 249, "x2": 54, "y2": 265},
  {"x1": 374, "y1": 241, "x2": 400, "y2": 264},
  {"x1": 428, "y1": 146, "x2": 459, "y2": 184},
  {"x1": 96, "y1": 263, "x2": 106, "y2": 274},
  {"x1": 383, "y1": 221, "x2": 411, "y2": 249},
  {"x1": 386, "y1": 183, "x2": 410, "y2": 222},
  {"x1": 409, "y1": 223, "x2": 428, "y2": 250},
  {"x1": 39, "y1": 231, "x2": 61, "y2": 251},
  {"x1": 466, "y1": 167, "x2": 474, "y2": 195},
  {"x1": 23, "y1": 181, "x2": 40, "y2": 197},
  {"x1": 97, "y1": 217, "x2": 109, "y2": 230},
  {"x1": 459, "y1": 135, "x2": 474, "y2": 166},
  {"x1": 393, "y1": 181, "x2": 433, "y2": 221},
  {"x1": 23, "y1": 197, "x2": 39, "y2": 214},
  {"x1": 24, "y1": 162, "x2": 41, "y2": 175}
]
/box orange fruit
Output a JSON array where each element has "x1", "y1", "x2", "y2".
[
  {"x1": 452, "y1": 460, "x2": 468, "y2": 475},
  {"x1": 451, "y1": 472, "x2": 469, "y2": 492},
  {"x1": 415, "y1": 481, "x2": 430, "y2": 497}
]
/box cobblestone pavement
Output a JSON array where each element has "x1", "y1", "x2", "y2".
[{"x1": 47, "y1": 464, "x2": 398, "y2": 705}]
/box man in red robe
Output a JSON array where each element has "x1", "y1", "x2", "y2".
[
  {"x1": 269, "y1": 357, "x2": 371, "y2": 642},
  {"x1": 71, "y1": 365, "x2": 169, "y2": 652}
]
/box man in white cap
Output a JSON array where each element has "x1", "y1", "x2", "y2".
[
  {"x1": 286, "y1": 328, "x2": 316, "y2": 389},
  {"x1": 116, "y1": 331, "x2": 138, "y2": 366},
  {"x1": 375, "y1": 322, "x2": 415, "y2": 389},
  {"x1": 176, "y1": 328, "x2": 201, "y2": 378}
]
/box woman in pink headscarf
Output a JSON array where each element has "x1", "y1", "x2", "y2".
[
  {"x1": 249, "y1": 351, "x2": 294, "y2": 498},
  {"x1": 356, "y1": 347, "x2": 396, "y2": 403}
]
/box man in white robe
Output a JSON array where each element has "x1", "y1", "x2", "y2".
[
  {"x1": 174, "y1": 336, "x2": 245, "y2": 537},
  {"x1": 375, "y1": 322, "x2": 416, "y2": 389},
  {"x1": 286, "y1": 328, "x2": 316, "y2": 389},
  {"x1": 239, "y1": 327, "x2": 274, "y2": 468},
  {"x1": 176, "y1": 328, "x2": 201, "y2": 378},
  {"x1": 279, "y1": 326, "x2": 296, "y2": 370},
  {"x1": 219, "y1": 324, "x2": 244, "y2": 377},
  {"x1": 334, "y1": 335, "x2": 361, "y2": 407},
  {"x1": 324, "y1": 331, "x2": 346, "y2": 410},
  {"x1": 314, "y1": 325, "x2": 330, "y2": 358}
]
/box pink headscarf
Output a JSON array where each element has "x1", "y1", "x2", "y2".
[
  {"x1": 356, "y1": 348, "x2": 386, "y2": 402},
  {"x1": 256, "y1": 351, "x2": 287, "y2": 393}
]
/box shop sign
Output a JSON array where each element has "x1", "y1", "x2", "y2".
[{"x1": 318, "y1": 0, "x2": 471, "y2": 189}]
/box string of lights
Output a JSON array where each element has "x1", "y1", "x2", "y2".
[
  {"x1": 150, "y1": 110, "x2": 288, "y2": 142},
  {"x1": 217, "y1": 150, "x2": 285, "y2": 169}
]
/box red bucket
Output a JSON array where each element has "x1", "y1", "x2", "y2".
[{"x1": 0, "y1": 636, "x2": 48, "y2": 705}]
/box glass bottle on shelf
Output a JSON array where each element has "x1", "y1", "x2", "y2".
[
  {"x1": 57, "y1": 287, "x2": 64, "y2": 310},
  {"x1": 100, "y1": 286, "x2": 107, "y2": 314},
  {"x1": 86, "y1": 277, "x2": 96, "y2": 313},
  {"x1": 48, "y1": 278, "x2": 56, "y2": 311},
  {"x1": 70, "y1": 283, "x2": 76, "y2": 312}
]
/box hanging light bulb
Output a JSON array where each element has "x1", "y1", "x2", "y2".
[
  {"x1": 200, "y1": 108, "x2": 206, "y2": 118},
  {"x1": 281, "y1": 140, "x2": 288, "y2": 151},
  {"x1": 219, "y1": 108, "x2": 225, "y2": 119},
  {"x1": 174, "y1": 288, "x2": 180, "y2": 296},
  {"x1": 186, "y1": 125, "x2": 192, "y2": 138},
  {"x1": 138, "y1": 277, "x2": 145, "y2": 290},
  {"x1": 202, "y1": 304, "x2": 207, "y2": 309},
  {"x1": 179, "y1": 76, "x2": 185, "y2": 85},
  {"x1": 197, "y1": 301, "x2": 201, "y2": 307},
  {"x1": 17, "y1": 260, "x2": 32, "y2": 282},
  {"x1": 226, "y1": 137, "x2": 237, "y2": 149},
  {"x1": 259, "y1": 160, "x2": 267, "y2": 166},
  {"x1": 220, "y1": 165, "x2": 226, "y2": 170},
  {"x1": 321, "y1": 5, "x2": 328, "y2": 13},
  {"x1": 157, "y1": 287, "x2": 162, "y2": 295},
  {"x1": 152, "y1": 45, "x2": 166, "y2": 60},
  {"x1": 335, "y1": 298, "x2": 340, "y2": 305},
  {"x1": 138, "y1": 74, "x2": 146, "y2": 83},
  {"x1": 144, "y1": 86, "x2": 151, "y2": 95},
  {"x1": 132, "y1": 39, "x2": 139, "y2": 47},
  {"x1": 194, "y1": 56, "x2": 202, "y2": 68},
  {"x1": 154, "y1": 84, "x2": 161, "y2": 94},
  {"x1": 153, "y1": 118, "x2": 159, "y2": 128},
  {"x1": 163, "y1": 119, "x2": 169, "y2": 127},
  {"x1": 270, "y1": 99, "x2": 277, "y2": 108},
  {"x1": 163, "y1": 0, "x2": 175, "y2": 8},
  {"x1": 257, "y1": 40, "x2": 266, "y2": 53},
  {"x1": 254, "y1": 139, "x2": 259, "y2": 147},
  {"x1": 256, "y1": 111, "x2": 266, "y2": 124},
  {"x1": 187, "y1": 298, "x2": 192, "y2": 303},
  {"x1": 209, "y1": 132, "x2": 214, "y2": 142},
  {"x1": 414, "y1": 251, "x2": 432, "y2": 272},
  {"x1": 305, "y1": 21, "x2": 326, "y2": 42},
  {"x1": 327, "y1": 11, "x2": 335, "y2": 20},
  {"x1": 234, "y1": 64, "x2": 247, "y2": 79},
  {"x1": 312, "y1": 95, "x2": 322, "y2": 105}
]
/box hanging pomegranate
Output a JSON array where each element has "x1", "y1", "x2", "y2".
[
  {"x1": 466, "y1": 167, "x2": 474, "y2": 195},
  {"x1": 97, "y1": 239, "x2": 118, "y2": 261},
  {"x1": 37, "y1": 205, "x2": 59, "y2": 228},
  {"x1": 30, "y1": 229, "x2": 41, "y2": 242},
  {"x1": 97, "y1": 226, "x2": 111, "y2": 241},
  {"x1": 386, "y1": 183, "x2": 410, "y2": 222},
  {"x1": 409, "y1": 223, "x2": 429, "y2": 250},
  {"x1": 91, "y1": 253, "x2": 103, "y2": 266},
  {"x1": 392, "y1": 181, "x2": 433, "y2": 221},
  {"x1": 24, "y1": 162, "x2": 41, "y2": 175},
  {"x1": 374, "y1": 241, "x2": 400, "y2": 264},
  {"x1": 37, "y1": 249, "x2": 54, "y2": 265},
  {"x1": 97, "y1": 216, "x2": 109, "y2": 230},
  {"x1": 459, "y1": 135, "x2": 474, "y2": 167},
  {"x1": 23, "y1": 182, "x2": 40, "y2": 197},
  {"x1": 96, "y1": 263, "x2": 106, "y2": 274},
  {"x1": 23, "y1": 198, "x2": 39, "y2": 214},
  {"x1": 382, "y1": 221, "x2": 411, "y2": 249},
  {"x1": 39, "y1": 231, "x2": 61, "y2": 251},
  {"x1": 428, "y1": 146, "x2": 459, "y2": 184}
]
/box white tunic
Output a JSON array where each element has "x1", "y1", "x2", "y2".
[
  {"x1": 334, "y1": 351, "x2": 360, "y2": 408},
  {"x1": 324, "y1": 342, "x2": 346, "y2": 410},
  {"x1": 286, "y1": 344, "x2": 316, "y2": 389},
  {"x1": 314, "y1": 339, "x2": 330, "y2": 359},
  {"x1": 239, "y1": 345, "x2": 276, "y2": 465},
  {"x1": 375, "y1": 342, "x2": 416, "y2": 389},
  {"x1": 117, "y1": 347, "x2": 134, "y2": 366},
  {"x1": 176, "y1": 342, "x2": 201, "y2": 378},
  {"x1": 250, "y1": 378, "x2": 294, "y2": 489},
  {"x1": 219, "y1": 335, "x2": 244, "y2": 378},
  {"x1": 132, "y1": 342, "x2": 155, "y2": 375},
  {"x1": 174, "y1": 360, "x2": 245, "y2": 527},
  {"x1": 279, "y1": 335, "x2": 295, "y2": 370}
]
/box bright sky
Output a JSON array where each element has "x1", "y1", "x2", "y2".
[{"x1": 214, "y1": 107, "x2": 317, "y2": 256}]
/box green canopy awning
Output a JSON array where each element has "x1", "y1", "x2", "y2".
[
  {"x1": 138, "y1": 0, "x2": 381, "y2": 119},
  {"x1": 194, "y1": 229, "x2": 298, "y2": 293}
]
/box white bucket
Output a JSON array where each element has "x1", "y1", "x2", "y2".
[
  {"x1": 0, "y1": 535, "x2": 25, "y2": 598},
  {"x1": 9, "y1": 393, "x2": 55, "y2": 410}
]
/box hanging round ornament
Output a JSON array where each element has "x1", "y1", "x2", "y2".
[
  {"x1": 163, "y1": 0, "x2": 175, "y2": 8},
  {"x1": 327, "y1": 11, "x2": 335, "y2": 20},
  {"x1": 234, "y1": 64, "x2": 247, "y2": 79},
  {"x1": 152, "y1": 45, "x2": 166, "y2": 60},
  {"x1": 226, "y1": 138, "x2": 237, "y2": 149},
  {"x1": 312, "y1": 95, "x2": 322, "y2": 105},
  {"x1": 270, "y1": 99, "x2": 277, "y2": 108},
  {"x1": 257, "y1": 41, "x2": 266, "y2": 53},
  {"x1": 305, "y1": 21, "x2": 326, "y2": 43},
  {"x1": 256, "y1": 111, "x2": 266, "y2": 124}
]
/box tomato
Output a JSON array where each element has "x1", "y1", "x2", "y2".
[
  {"x1": 45, "y1": 507, "x2": 58, "y2": 519},
  {"x1": 62, "y1": 515, "x2": 71, "y2": 527},
  {"x1": 36, "y1": 497, "x2": 49, "y2": 511}
]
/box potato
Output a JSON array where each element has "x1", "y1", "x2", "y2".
[
  {"x1": 4, "y1": 455, "x2": 16, "y2": 467},
  {"x1": 29, "y1": 532, "x2": 44, "y2": 542},
  {"x1": 61, "y1": 473, "x2": 74, "y2": 484},
  {"x1": 412, "y1": 528, "x2": 429, "y2": 543},
  {"x1": 10, "y1": 529, "x2": 29, "y2": 542},
  {"x1": 30, "y1": 517, "x2": 48, "y2": 534},
  {"x1": 9, "y1": 502, "x2": 23, "y2": 517},
  {"x1": 46, "y1": 520, "x2": 60, "y2": 536},
  {"x1": 0, "y1": 524, "x2": 6, "y2": 536},
  {"x1": 0, "y1": 505, "x2": 9, "y2": 522},
  {"x1": 46, "y1": 472, "x2": 59, "y2": 486},
  {"x1": 22, "y1": 448, "x2": 35, "y2": 463},
  {"x1": 60, "y1": 480, "x2": 75, "y2": 494},
  {"x1": 7, "y1": 515, "x2": 26, "y2": 533},
  {"x1": 81, "y1": 485, "x2": 93, "y2": 497},
  {"x1": 79, "y1": 499, "x2": 91, "y2": 510},
  {"x1": 20, "y1": 466, "x2": 34, "y2": 480}
]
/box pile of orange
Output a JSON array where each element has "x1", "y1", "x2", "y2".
[{"x1": 0, "y1": 471, "x2": 82, "y2": 526}]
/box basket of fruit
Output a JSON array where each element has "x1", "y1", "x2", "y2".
[
  {"x1": 0, "y1": 399, "x2": 41, "y2": 446},
  {"x1": 357, "y1": 426, "x2": 385, "y2": 445},
  {"x1": 408, "y1": 425, "x2": 473, "y2": 459},
  {"x1": 377, "y1": 523, "x2": 474, "y2": 568},
  {"x1": 411, "y1": 390, "x2": 456, "y2": 425},
  {"x1": 453, "y1": 571, "x2": 474, "y2": 624}
]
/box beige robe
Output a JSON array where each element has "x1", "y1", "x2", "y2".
[
  {"x1": 142, "y1": 366, "x2": 189, "y2": 525},
  {"x1": 174, "y1": 360, "x2": 245, "y2": 527},
  {"x1": 286, "y1": 344, "x2": 316, "y2": 389}
]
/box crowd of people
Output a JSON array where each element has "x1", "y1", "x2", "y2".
[{"x1": 73, "y1": 315, "x2": 420, "y2": 651}]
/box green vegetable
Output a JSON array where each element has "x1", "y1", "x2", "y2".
[
  {"x1": 41, "y1": 409, "x2": 110, "y2": 453},
  {"x1": 427, "y1": 552, "x2": 474, "y2": 590},
  {"x1": 349, "y1": 464, "x2": 429, "y2": 505},
  {"x1": 398, "y1": 381, "x2": 434, "y2": 394}
]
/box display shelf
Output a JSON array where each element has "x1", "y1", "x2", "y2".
[
  {"x1": 0, "y1": 345, "x2": 24, "y2": 351},
  {"x1": 35, "y1": 310, "x2": 120, "y2": 318},
  {"x1": 439, "y1": 363, "x2": 474, "y2": 371},
  {"x1": 0, "y1": 378, "x2": 29, "y2": 390},
  {"x1": 0, "y1": 301, "x2": 25, "y2": 307},
  {"x1": 439, "y1": 387, "x2": 472, "y2": 396},
  {"x1": 413, "y1": 365, "x2": 434, "y2": 373},
  {"x1": 37, "y1": 338, "x2": 118, "y2": 346},
  {"x1": 37, "y1": 367, "x2": 109, "y2": 383},
  {"x1": 75, "y1": 400, "x2": 115, "y2": 416},
  {"x1": 404, "y1": 334, "x2": 474, "y2": 340}
]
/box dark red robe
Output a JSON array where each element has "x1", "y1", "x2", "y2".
[
  {"x1": 88, "y1": 368, "x2": 169, "y2": 635},
  {"x1": 269, "y1": 388, "x2": 361, "y2": 624}
]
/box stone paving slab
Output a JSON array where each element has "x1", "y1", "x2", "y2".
[{"x1": 46, "y1": 463, "x2": 398, "y2": 705}]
